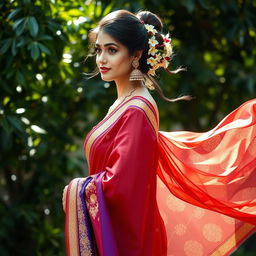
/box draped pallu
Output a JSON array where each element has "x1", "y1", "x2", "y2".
[{"x1": 64, "y1": 96, "x2": 256, "y2": 256}]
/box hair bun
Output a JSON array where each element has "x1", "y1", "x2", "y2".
[{"x1": 136, "y1": 11, "x2": 163, "y2": 32}]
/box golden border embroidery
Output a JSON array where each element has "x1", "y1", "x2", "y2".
[
  {"x1": 210, "y1": 222, "x2": 255, "y2": 256},
  {"x1": 67, "y1": 178, "x2": 80, "y2": 256},
  {"x1": 77, "y1": 178, "x2": 93, "y2": 256},
  {"x1": 85, "y1": 180, "x2": 99, "y2": 220},
  {"x1": 85, "y1": 98, "x2": 158, "y2": 162},
  {"x1": 67, "y1": 178, "x2": 94, "y2": 256}
]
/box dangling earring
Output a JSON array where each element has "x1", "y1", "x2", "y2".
[{"x1": 129, "y1": 60, "x2": 144, "y2": 81}]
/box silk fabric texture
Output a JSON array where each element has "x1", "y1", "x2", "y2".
[{"x1": 64, "y1": 96, "x2": 256, "y2": 256}]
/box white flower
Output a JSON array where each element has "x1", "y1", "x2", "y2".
[
  {"x1": 162, "y1": 58, "x2": 169, "y2": 68},
  {"x1": 145, "y1": 30, "x2": 174, "y2": 77},
  {"x1": 148, "y1": 46, "x2": 158, "y2": 56},
  {"x1": 164, "y1": 42, "x2": 173, "y2": 57},
  {"x1": 155, "y1": 54, "x2": 162, "y2": 62},
  {"x1": 148, "y1": 68, "x2": 156, "y2": 76},
  {"x1": 148, "y1": 36, "x2": 158, "y2": 47},
  {"x1": 147, "y1": 57, "x2": 158, "y2": 67},
  {"x1": 164, "y1": 33, "x2": 171, "y2": 43},
  {"x1": 144, "y1": 24, "x2": 157, "y2": 35}
]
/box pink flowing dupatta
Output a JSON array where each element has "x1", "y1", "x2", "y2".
[{"x1": 157, "y1": 98, "x2": 256, "y2": 255}]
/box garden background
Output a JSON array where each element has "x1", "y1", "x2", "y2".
[{"x1": 0, "y1": 0, "x2": 255, "y2": 255}]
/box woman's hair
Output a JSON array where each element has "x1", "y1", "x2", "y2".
[{"x1": 88, "y1": 9, "x2": 192, "y2": 102}]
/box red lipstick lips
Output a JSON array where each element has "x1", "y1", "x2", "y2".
[{"x1": 100, "y1": 67, "x2": 111, "y2": 73}]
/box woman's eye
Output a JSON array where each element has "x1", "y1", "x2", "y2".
[
  {"x1": 109, "y1": 48, "x2": 117, "y2": 54},
  {"x1": 94, "y1": 47, "x2": 101, "y2": 54}
]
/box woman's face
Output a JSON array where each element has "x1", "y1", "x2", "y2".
[{"x1": 94, "y1": 31, "x2": 134, "y2": 82}]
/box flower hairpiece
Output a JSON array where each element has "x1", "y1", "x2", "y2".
[{"x1": 143, "y1": 24, "x2": 173, "y2": 76}]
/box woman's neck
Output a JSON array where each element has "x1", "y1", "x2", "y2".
[{"x1": 115, "y1": 76, "x2": 143, "y2": 99}]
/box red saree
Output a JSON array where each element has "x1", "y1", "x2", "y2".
[{"x1": 64, "y1": 96, "x2": 256, "y2": 256}]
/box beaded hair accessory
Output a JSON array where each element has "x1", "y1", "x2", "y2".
[{"x1": 143, "y1": 23, "x2": 173, "y2": 76}]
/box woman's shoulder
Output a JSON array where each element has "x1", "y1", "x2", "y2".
[
  {"x1": 123, "y1": 87, "x2": 159, "y2": 131},
  {"x1": 129, "y1": 86, "x2": 159, "y2": 115}
]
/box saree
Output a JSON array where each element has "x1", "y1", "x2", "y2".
[{"x1": 64, "y1": 96, "x2": 256, "y2": 256}]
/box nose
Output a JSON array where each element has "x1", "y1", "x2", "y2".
[{"x1": 97, "y1": 51, "x2": 107, "y2": 65}]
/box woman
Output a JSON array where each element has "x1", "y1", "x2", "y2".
[{"x1": 63, "y1": 10, "x2": 256, "y2": 256}]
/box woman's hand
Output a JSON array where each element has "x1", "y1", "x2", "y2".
[{"x1": 62, "y1": 175, "x2": 97, "y2": 213}]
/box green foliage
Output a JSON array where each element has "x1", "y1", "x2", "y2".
[
  {"x1": 0, "y1": 0, "x2": 255, "y2": 255},
  {"x1": 0, "y1": 0, "x2": 112, "y2": 255}
]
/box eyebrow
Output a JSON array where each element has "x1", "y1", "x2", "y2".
[{"x1": 95, "y1": 43, "x2": 119, "y2": 48}]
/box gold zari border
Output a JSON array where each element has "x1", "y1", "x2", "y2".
[
  {"x1": 67, "y1": 178, "x2": 94, "y2": 256},
  {"x1": 210, "y1": 222, "x2": 255, "y2": 256},
  {"x1": 67, "y1": 178, "x2": 80, "y2": 256}
]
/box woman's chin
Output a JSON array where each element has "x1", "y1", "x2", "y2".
[{"x1": 100, "y1": 75, "x2": 114, "y2": 82}]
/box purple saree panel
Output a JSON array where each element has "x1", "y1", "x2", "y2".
[
  {"x1": 65, "y1": 177, "x2": 96, "y2": 256},
  {"x1": 90, "y1": 172, "x2": 118, "y2": 256},
  {"x1": 79, "y1": 177, "x2": 98, "y2": 255},
  {"x1": 64, "y1": 174, "x2": 117, "y2": 256}
]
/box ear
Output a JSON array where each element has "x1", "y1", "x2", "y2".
[{"x1": 133, "y1": 50, "x2": 143, "y2": 61}]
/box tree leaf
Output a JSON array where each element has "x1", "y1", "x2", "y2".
[
  {"x1": 23, "y1": 0, "x2": 31, "y2": 5},
  {"x1": 182, "y1": 0, "x2": 195, "y2": 13},
  {"x1": 30, "y1": 42, "x2": 40, "y2": 60},
  {"x1": 38, "y1": 34, "x2": 53, "y2": 41},
  {"x1": 28, "y1": 17, "x2": 39, "y2": 38},
  {"x1": 16, "y1": 70, "x2": 26, "y2": 85},
  {"x1": 7, "y1": 7, "x2": 22, "y2": 20},
  {"x1": 102, "y1": 3, "x2": 115, "y2": 16},
  {"x1": 11, "y1": 39, "x2": 17, "y2": 56},
  {"x1": 2, "y1": 117, "x2": 13, "y2": 134},
  {"x1": 0, "y1": 39, "x2": 12, "y2": 55},
  {"x1": 38, "y1": 43, "x2": 51, "y2": 55},
  {"x1": 197, "y1": 0, "x2": 209, "y2": 10},
  {"x1": 16, "y1": 18, "x2": 27, "y2": 36},
  {"x1": 16, "y1": 36, "x2": 29, "y2": 47},
  {"x1": 6, "y1": 116, "x2": 24, "y2": 133},
  {"x1": 13, "y1": 18, "x2": 25, "y2": 30},
  {"x1": 1, "y1": 130, "x2": 13, "y2": 151}
]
